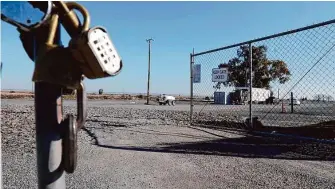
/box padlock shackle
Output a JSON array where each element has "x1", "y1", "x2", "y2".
[
  {"x1": 46, "y1": 13, "x2": 59, "y2": 45},
  {"x1": 65, "y1": 2, "x2": 90, "y2": 32},
  {"x1": 76, "y1": 81, "x2": 87, "y2": 130},
  {"x1": 53, "y1": 1, "x2": 80, "y2": 37},
  {"x1": 53, "y1": 1, "x2": 90, "y2": 37}
]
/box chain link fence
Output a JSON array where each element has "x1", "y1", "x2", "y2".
[{"x1": 190, "y1": 19, "x2": 335, "y2": 141}]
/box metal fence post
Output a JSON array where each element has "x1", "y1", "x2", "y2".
[
  {"x1": 35, "y1": 22, "x2": 66, "y2": 189},
  {"x1": 190, "y1": 50, "x2": 194, "y2": 125},
  {"x1": 291, "y1": 92, "x2": 294, "y2": 113},
  {"x1": 249, "y1": 43, "x2": 253, "y2": 128}
]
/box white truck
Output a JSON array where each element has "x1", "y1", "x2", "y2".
[
  {"x1": 234, "y1": 87, "x2": 271, "y2": 104},
  {"x1": 157, "y1": 94, "x2": 176, "y2": 106}
]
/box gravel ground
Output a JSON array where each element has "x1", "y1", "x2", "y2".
[{"x1": 1, "y1": 99, "x2": 335, "y2": 189}]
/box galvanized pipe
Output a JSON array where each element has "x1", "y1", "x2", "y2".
[
  {"x1": 190, "y1": 53, "x2": 193, "y2": 124},
  {"x1": 249, "y1": 43, "x2": 253, "y2": 128},
  {"x1": 291, "y1": 92, "x2": 294, "y2": 113},
  {"x1": 190, "y1": 48, "x2": 195, "y2": 125},
  {"x1": 34, "y1": 22, "x2": 66, "y2": 189},
  {"x1": 193, "y1": 19, "x2": 335, "y2": 56},
  {"x1": 35, "y1": 83, "x2": 65, "y2": 189}
]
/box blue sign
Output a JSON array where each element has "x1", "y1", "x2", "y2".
[{"x1": 193, "y1": 64, "x2": 201, "y2": 83}]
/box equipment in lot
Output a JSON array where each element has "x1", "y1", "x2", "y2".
[
  {"x1": 228, "y1": 87, "x2": 271, "y2": 105},
  {"x1": 157, "y1": 94, "x2": 176, "y2": 106},
  {"x1": 289, "y1": 99, "x2": 301, "y2": 105},
  {"x1": 229, "y1": 89, "x2": 248, "y2": 105},
  {"x1": 213, "y1": 92, "x2": 226, "y2": 104},
  {"x1": 265, "y1": 96, "x2": 276, "y2": 104}
]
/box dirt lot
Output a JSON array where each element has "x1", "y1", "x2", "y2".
[{"x1": 1, "y1": 99, "x2": 335, "y2": 189}]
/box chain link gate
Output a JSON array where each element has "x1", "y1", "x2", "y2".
[{"x1": 190, "y1": 19, "x2": 335, "y2": 142}]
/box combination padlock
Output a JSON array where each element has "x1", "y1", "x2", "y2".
[{"x1": 69, "y1": 26, "x2": 123, "y2": 79}]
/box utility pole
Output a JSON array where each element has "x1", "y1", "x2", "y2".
[
  {"x1": 146, "y1": 38, "x2": 154, "y2": 105},
  {"x1": 0, "y1": 62, "x2": 3, "y2": 79}
]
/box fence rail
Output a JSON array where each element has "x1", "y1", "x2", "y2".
[{"x1": 190, "y1": 19, "x2": 335, "y2": 141}]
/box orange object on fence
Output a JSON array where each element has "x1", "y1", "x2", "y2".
[{"x1": 281, "y1": 101, "x2": 286, "y2": 113}]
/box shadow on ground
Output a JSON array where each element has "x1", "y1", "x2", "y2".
[
  {"x1": 194, "y1": 120, "x2": 335, "y2": 140},
  {"x1": 258, "y1": 120, "x2": 335, "y2": 140},
  {"x1": 82, "y1": 122, "x2": 335, "y2": 161},
  {"x1": 86, "y1": 119, "x2": 128, "y2": 127}
]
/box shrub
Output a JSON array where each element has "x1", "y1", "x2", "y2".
[{"x1": 137, "y1": 94, "x2": 144, "y2": 99}]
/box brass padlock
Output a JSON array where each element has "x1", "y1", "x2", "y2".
[{"x1": 32, "y1": 44, "x2": 83, "y2": 89}]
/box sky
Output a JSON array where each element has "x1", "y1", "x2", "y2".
[{"x1": 1, "y1": 1, "x2": 335, "y2": 97}]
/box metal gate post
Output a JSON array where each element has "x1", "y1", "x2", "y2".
[
  {"x1": 291, "y1": 92, "x2": 294, "y2": 113},
  {"x1": 190, "y1": 50, "x2": 194, "y2": 125},
  {"x1": 249, "y1": 43, "x2": 253, "y2": 128},
  {"x1": 34, "y1": 23, "x2": 66, "y2": 189},
  {"x1": 35, "y1": 83, "x2": 65, "y2": 189}
]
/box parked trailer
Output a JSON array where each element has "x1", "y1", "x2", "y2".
[{"x1": 234, "y1": 87, "x2": 271, "y2": 104}]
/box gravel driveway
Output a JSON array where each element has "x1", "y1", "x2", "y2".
[{"x1": 2, "y1": 99, "x2": 335, "y2": 189}]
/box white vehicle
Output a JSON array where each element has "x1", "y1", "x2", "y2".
[
  {"x1": 234, "y1": 87, "x2": 271, "y2": 104},
  {"x1": 289, "y1": 99, "x2": 301, "y2": 105},
  {"x1": 157, "y1": 94, "x2": 176, "y2": 106}
]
